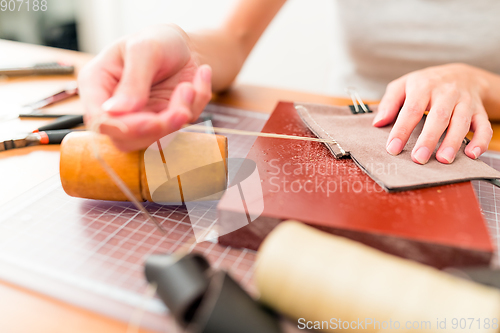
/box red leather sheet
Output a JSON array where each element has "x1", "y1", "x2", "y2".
[{"x1": 218, "y1": 102, "x2": 493, "y2": 268}]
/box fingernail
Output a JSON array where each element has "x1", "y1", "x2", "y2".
[
  {"x1": 171, "y1": 112, "x2": 189, "y2": 130},
  {"x1": 102, "y1": 97, "x2": 123, "y2": 112},
  {"x1": 386, "y1": 138, "x2": 403, "y2": 155},
  {"x1": 201, "y1": 66, "x2": 211, "y2": 83},
  {"x1": 440, "y1": 147, "x2": 456, "y2": 164},
  {"x1": 413, "y1": 147, "x2": 431, "y2": 164},
  {"x1": 372, "y1": 109, "x2": 385, "y2": 126},
  {"x1": 472, "y1": 147, "x2": 481, "y2": 159},
  {"x1": 182, "y1": 86, "x2": 194, "y2": 104}
]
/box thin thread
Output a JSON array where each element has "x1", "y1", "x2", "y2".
[
  {"x1": 294, "y1": 105, "x2": 347, "y2": 156},
  {"x1": 156, "y1": 123, "x2": 220, "y2": 244},
  {"x1": 86, "y1": 118, "x2": 218, "y2": 333},
  {"x1": 89, "y1": 114, "x2": 166, "y2": 234},
  {"x1": 156, "y1": 140, "x2": 171, "y2": 180},
  {"x1": 185, "y1": 124, "x2": 340, "y2": 145}
]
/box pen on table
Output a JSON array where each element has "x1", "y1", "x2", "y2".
[
  {"x1": 18, "y1": 82, "x2": 79, "y2": 118},
  {"x1": 0, "y1": 62, "x2": 75, "y2": 77}
]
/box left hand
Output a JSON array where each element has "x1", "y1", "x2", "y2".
[{"x1": 372, "y1": 63, "x2": 493, "y2": 164}]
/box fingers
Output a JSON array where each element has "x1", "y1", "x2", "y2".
[
  {"x1": 411, "y1": 88, "x2": 458, "y2": 164},
  {"x1": 100, "y1": 82, "x2": 195, "y2": 152},
  {"x1": 373, "y1": 77, "x2": 406, "y2": 127},
  {"x1": 78, "y1": 44, "x2": 123, "y2": 123},
  {"x1": 386, "y1": 82, "x2": 431, "y2": 156},
  {"x1": 378, "y1": 64, "x2": 492, "y2": 164},
  {"x1": 191, "y1": 65, "x2": 213, "y2": 119},
  {"x1": 99, "y1": 62, "x2": 212, "y2": 152},
  {"x1": 435, "y1": 101, "x2": 472, "y2": 164},
  {"x1": 157, "y1": 82, "x2": 195, "y2": 136},
  {"x1": 465, "y1": 111, "x2": 493, "y2": 159},
  {"x1": 98, "y1": 64, "x2": 211, "y2": 152},
  {"x1": 102, "y1": 40, "x2": 163, "y2": 115}
]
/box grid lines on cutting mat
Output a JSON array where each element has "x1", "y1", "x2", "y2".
[
  {"x1": 0, "y1": 104, "x2": 267, "y2": 321},
  {"x1": 0, "y1": 178, "x2": 257, "y2": 294}
]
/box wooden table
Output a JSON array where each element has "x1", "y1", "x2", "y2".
[
  {"x1": 0, "y1": 40, "x2": 355, "y2": 333},
  {"x1": 2, "y1": 40, "x2": 500, "y2": 333}
]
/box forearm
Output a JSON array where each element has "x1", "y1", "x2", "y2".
[
  {"x1": 187, "y1": 30, "x2": 247, "y2": 92},
  {"x1": 186, "y1": 0, "x2": 287, "y2": 92},
  {"x1": 480, "y1": 69, "x2": 500, "y2": 120}
]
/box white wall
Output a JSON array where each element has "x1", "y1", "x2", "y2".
[{"x1": 76, "y1": 0, "x2": 340, "y2": 96}]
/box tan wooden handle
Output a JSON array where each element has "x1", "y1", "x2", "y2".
[
  {"x1": 60, "y1": 131, "x2": 228, "y2": 202},
  {"x1": 255, "y1": 221, "x2": 500, "y2": 333}
]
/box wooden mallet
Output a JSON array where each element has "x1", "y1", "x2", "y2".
[{"x1": 60, "y1": 131, "x2": 228, "y2": 203}]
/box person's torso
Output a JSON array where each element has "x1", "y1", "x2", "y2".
[{"x1": 333, "y1": 0, "x2": 500, "y2": 99}]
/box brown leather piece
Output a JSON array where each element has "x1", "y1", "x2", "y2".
[
  {"x1": 218, "y1": 102, "x2": 493, "y2": 268},
  {"x1": 296, "y1": 103, "x2": 500, "y2": 192}
]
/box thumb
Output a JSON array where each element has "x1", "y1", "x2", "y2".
[{"x1": 102, "y1": 41, "x2": 160, "y2": 115}]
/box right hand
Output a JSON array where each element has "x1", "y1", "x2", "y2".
[{"x1": 78, "y1": 24, "x2": 212, "y2": 151}]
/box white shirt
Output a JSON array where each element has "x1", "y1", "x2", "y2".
[{"x1": 331, "y1": 0, "x2": 500, "y2": 100}]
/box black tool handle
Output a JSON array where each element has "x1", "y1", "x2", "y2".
[
  {"x1": 19, "y1": 113, "x2": 75, "y2": 118},
  {"x1": 145, "y1": 253, "x2": 211, "y2": 326},
  {"x1": 37, "y1": 115, "x2": 84, "y2": 132},
  {"x1": 488, "y1": 178, "x2": 500, "y2": 189},
  {"x1": 145, "y1": 253, "x2": 283, "y2": 333},
  {"x1": 42, "y1": 129, "x2": 74, "y2": 144}
]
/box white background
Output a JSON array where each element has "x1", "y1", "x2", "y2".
[{"x1": 76, "y1": 0, "x2": 343, "y2": 96}]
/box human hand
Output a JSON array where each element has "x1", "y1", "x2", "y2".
[
  {"x1": 78, "y1": 24, "x2": 212, "y2": 151},
  {"x1": 372, "y1": 63, "x2": 493, "y2": 164}
]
